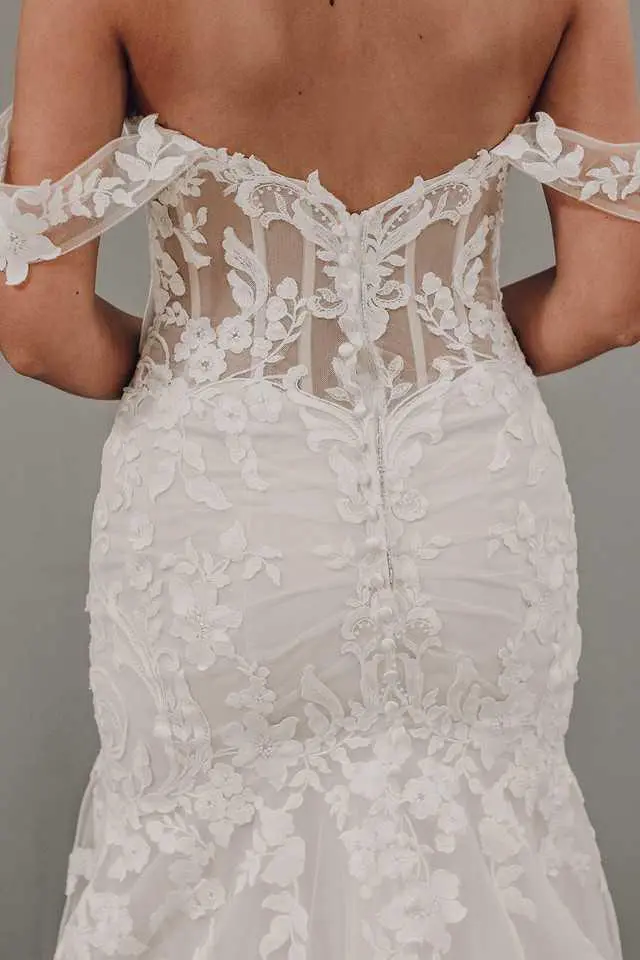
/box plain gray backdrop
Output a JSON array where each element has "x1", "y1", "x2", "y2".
[{"x1": 1, "y1": 3, "x2": 638, "y2": 958}]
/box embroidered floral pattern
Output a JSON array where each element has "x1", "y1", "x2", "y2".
[
  {"x1": 1, "y1": 100, "x2": 629, "y2": 959},
  {"x1": 0, "y1": 109, "x2": 205, "y2": 285},
  {"x1": 494, "y1": 110, "x2": 640, "y2": 216},
  {"x1": 0, "y1": 188, "x2": 61, "y2": 284}
]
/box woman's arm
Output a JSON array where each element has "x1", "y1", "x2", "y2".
[
  {"x1": 502, "y1": 260, "x2": 639, "y2": 377},
  {"x1": 502, "y1": 0, "x2": 640, "y2": 376},
  {"x1": 0, "y1": 0, "x2": 142, "y2": 399}
]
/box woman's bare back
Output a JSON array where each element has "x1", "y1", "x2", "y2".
[{"x1": 116, "y1": 0, "x2": 574, "y2": 215}]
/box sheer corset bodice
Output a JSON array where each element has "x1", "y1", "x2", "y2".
[
  {"x1": 137, "y1": 135, "x2": 513, "y2": 418},
  {"x1": 2, "y1": 107, "x2": 640, "y2": 418}
]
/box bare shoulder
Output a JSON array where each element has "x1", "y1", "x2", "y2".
[
  {"x1": 532, "y1": 0, "x2": 640, "y2": 136},
  {"x1": 8, "y1": 0, "x2": 128, "y2": 184},
  {"x1": 16, "y1": 0, "x2": 119, "y2": 46}
]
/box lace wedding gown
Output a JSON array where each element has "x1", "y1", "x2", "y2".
[{"x1": 2, "y1": 101, "x2": 639, "y2": 960}]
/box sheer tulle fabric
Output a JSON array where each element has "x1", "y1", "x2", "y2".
[
  {"x1": 2, "y1": 106, "x2": 640, "y2": 286},
  {"x1": 1, "y1": 102, "x2": 636, "y2": 959}
]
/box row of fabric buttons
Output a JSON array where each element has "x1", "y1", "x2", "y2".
[
  {"x1": 330, "y1": 211, "x2": 411, "y2": 719},
  {"x1": 374, "y1": 597, "x2": 406, "y2": 715},
  {"x1": 361, "y1": 418, "x2": 410, "y2": 717}
]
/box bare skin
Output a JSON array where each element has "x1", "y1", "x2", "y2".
[{"x1": 1, "y1": 0, "x2": 640, "y2": 397}]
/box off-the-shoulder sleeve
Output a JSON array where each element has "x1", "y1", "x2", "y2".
[
  {"x1": 0, "y1": 103, "x2": 204, "y2": 286},
  {"x1": 493, "y1": 111, "x2": 640, "y2": 221}
]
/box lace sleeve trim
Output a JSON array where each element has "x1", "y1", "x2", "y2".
[
  {"x1": 2, "y1": 104, "x2": 639, "y2": 286},
  {"x1": 493, "y1": 110, "x2": 640, "y2": 221},
  {"x1": 0, "y1": 103, "x2": 203, "y2": 286}
]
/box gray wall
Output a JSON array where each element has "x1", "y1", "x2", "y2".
[{"x1": 0, "y1": 3, "x2": 638, "y2": 958}]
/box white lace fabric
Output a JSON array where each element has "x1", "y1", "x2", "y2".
[{"x1": 1, "y1": 102, "x2": 637, "y2": 959}]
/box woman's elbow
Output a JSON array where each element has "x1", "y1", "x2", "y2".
[
  {"x1": 0, "y1": 282, "x2": 64, "y2": 379},
  {"x1": 611, "y1": 316, "x2": 640, "y2": 349},
  {"x1": 1, "y1": 336, "x2": 47, "y2": 380}
]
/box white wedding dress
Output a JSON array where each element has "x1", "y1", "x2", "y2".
[{"x1": 2, "y1": 101, "x2": 639, "y2": 960}]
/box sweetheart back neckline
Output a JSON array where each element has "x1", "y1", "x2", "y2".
[{"x1": 126, "y1": 112, "x2": 523, "y2": 219}]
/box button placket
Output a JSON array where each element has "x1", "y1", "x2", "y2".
[
  {"x1": 360, "y1": 444, "x2": 409, "y2": 714},
  {"x1": 330, "y1": 209, "x2": 412, "y2": 718},
  {"x1": 372, "y1": 598, "x2": 408, "y2": 711},
  {"x1": 332, "y1": 213, "x2": 365, "y2": 349}
]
